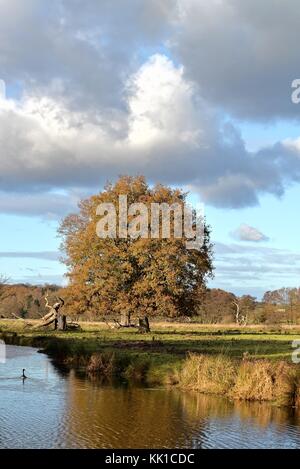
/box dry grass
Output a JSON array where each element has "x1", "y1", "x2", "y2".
[
  {"x1": 180, "y1": 353, "x2": 237, "y2": 395},
  {"x1": 232, "y1": 360, "x2": 298, "y2": 404},
  {"x1": 87, "y1": 352, "x2": 115, "y2": 376},
  {"x1": 180, "y1": 353, "x2": 300, "y2": 406}
]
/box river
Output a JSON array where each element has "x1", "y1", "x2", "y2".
[{"x1": 1, "y1": 345, "x2": 300, "y2": 449}]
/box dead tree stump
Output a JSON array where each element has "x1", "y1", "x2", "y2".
[
  {"x1": 33, "y1": 296, "x2": 65, "y2": 330},
  {"x1": 57, "y1": 314, "x2": 67, "y2": 331}
]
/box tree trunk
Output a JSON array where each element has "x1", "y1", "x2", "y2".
[
  {"x1": 138, "y1": 316, "x2": 151, "y2": 333},
  {"x1": 121, "y1": 311, "x2": 131, "y2": 327},
  {"x1": 57, "y1": 314, "x2": 67, "y2": 331}
]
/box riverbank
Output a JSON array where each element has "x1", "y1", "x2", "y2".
[
  {"x1": 3, "y1": 344, "x2": 300, "y2": 449},
  {"x1": 1, "y1": 320, "x2": 300, "y2": 405}
]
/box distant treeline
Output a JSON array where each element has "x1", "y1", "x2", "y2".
[
  {"x1": 1, "y1": 283, "x2": 300, "y2": 325},
  {"x1": 197, "y1": 288, "x2": 300, "y2": 325},
  {"x1": 0, "y1": 283, "x2": 61, "y2": 319}
]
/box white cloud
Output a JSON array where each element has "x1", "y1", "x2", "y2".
[
  {"x1": 127, "y1": 55, "x2": 202, "y2": 146},
  {"x1": 231, "y1": 224, "x2": 269, "y2": 242},
  {"x1": 0, "y1": 54, "x2": 216, "y2": 193}
]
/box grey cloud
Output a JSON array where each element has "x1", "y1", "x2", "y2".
[
  {"x1": 0, "y1": 0, "x2": 175, "y2": 112},
  {"x1": 0, "y1": 251, "x2": 60, "y2": 261},
  {"x1": 3, "y1": 0, "x2": 298, "y2": 122},
  {"x1": 1, "y1": 83, "x2": 300, "y2": 210},
  {"x1": 0, "y1": 191, "x2": 81, "y2": 218},
  {"x1": 0, "y1": 1, "x2": 300, "y2": 212},
  {"x1": 173, "y1": 0, "x2": 300, "y2": 120}
]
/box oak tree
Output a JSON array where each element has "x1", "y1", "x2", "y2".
[{"x1": 59, "y1": 176, "x2": 213, "y2": 321}]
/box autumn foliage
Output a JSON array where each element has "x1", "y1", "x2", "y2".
[
  {"x1": 0, "y1": 283, "x2": 60, "y2": 319},
  {"x1": 59, "y1": 176, "x2": 213, "y2": 320}
]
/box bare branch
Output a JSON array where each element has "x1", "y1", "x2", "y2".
[
  {"x1": 44, "y1": 294, "x2": 52, "y2": 309},
  {"x1": 57, "y1": 297, "x2": 65, "y2": 306},
  {"x1": 233, "y1": 300, "x2": 240, "y2": 324},
  {"x1": 10, "y1": 313, "x2": 32, "y2": 328}
]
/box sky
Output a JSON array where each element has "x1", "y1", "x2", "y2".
[{"x1": 1, "y1": 0, "x2": 300, "y2": 298}]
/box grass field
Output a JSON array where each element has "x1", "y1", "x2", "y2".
[
  {"x1": 1, "y1": 319, "x2": 300, "y2": 360},
  {"x1": 1, "y1": 320, "x2": 300, "y2": 403}
]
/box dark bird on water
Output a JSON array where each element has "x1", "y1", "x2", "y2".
[{"x1": 22, "y1": 369, "x2": 27, "y2": 379}]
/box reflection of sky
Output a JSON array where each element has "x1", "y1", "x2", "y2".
[{"x1": 0, "y1": 346, "x2": 68, "y2": 448}]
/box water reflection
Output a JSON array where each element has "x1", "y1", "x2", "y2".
[
  {"x1": 63, "y1": 373, "x2": 300, "y2": 448},
  {"x1": 63, "y1": 372, "x2": 204, "y2": 448},
  {"x1": 1, "y1": 346, "x2": 300, "y2": 448}
]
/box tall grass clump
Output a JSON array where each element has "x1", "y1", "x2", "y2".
[
  {"x1": 123, "y1": 357, "x2": 150, "y2": 382},
  {"x1": 180, "y1": 353, "x2": 237, "y2": 395},
  {"x1": 232, "y1": 360, "x2": 298, "y2": 405},
  {"x1": 180, "y1": 353, "x2": 300, "y2": 406},
  {"x1": 87, "y1": 352, "x2": 115, "y2": 376}
]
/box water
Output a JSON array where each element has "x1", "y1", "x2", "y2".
[{"x1": 1, "y1": 346, "x2": 300, "y2": 449}]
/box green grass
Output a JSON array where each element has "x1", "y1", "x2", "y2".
[{"x1": 1, "y1": 320, "x2": 300, "y2": 360}]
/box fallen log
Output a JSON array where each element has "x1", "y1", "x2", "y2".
[
  {"x1": 33, "y1": 313, "x2": 57, "y2": 329},
  {"x1": 10, "y1": 313, "x2": 32, "y2": 328},
  {"x1": 42, "y1": 310, "x2": 56, "y2": 322}
]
